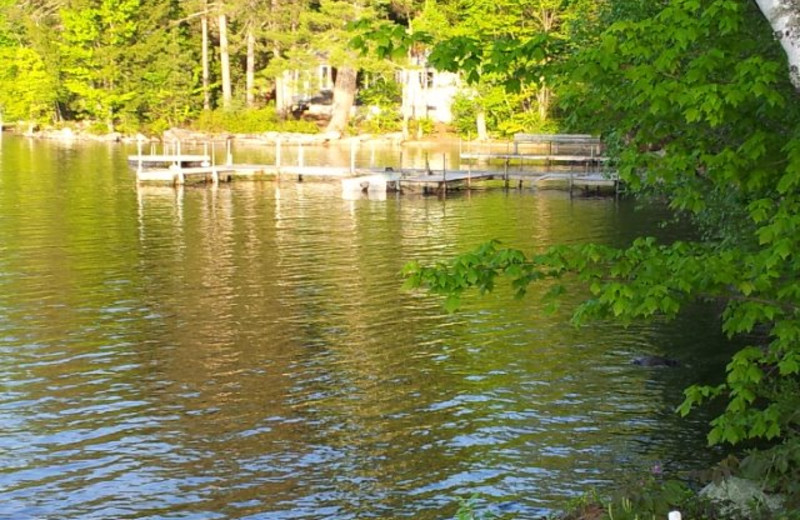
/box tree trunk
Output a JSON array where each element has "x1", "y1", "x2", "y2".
[
  {"x1": 401, "y1": 69, "x2": 411, "y2": 139},
  {"x1": 275, "y1": 70, "x2": 292, "y2": 117},
  {"x1": 219, "y1": 12, "x2": 232, "y2": 110},
  {"x1": 536, "y1": 82, "x2": 551, "y2": 122},
  {"x1": 202, "y1": 8, "x2": 210, "y2": 110},
  {"x1": 325, "y1": 66, "x2": 357, "y2": 135},
  {"x1": 476, "y1": 109, "x2": 488, "y2": 140},
  {"x1": 754, "y1": 0, "x2": 800, "y2": 88},
  {"x1": 246, "y1": 27, "x2": 255, "y2": 108}
]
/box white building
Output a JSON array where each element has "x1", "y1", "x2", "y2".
[{"x1": 399, "y1": 62, "x2": 460, "y2": 124}]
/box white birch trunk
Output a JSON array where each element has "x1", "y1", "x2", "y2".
[
  {"x1": 246, "y1": 28, "x2": 255, "y2": 108},
  {"x1": 537, "y1": 82, "x2": 551, "y2": 122},
  {"x1": 755, "y1": 0, "x2": 800, "y2": 88},
  {"x1": 219, "y1": 12, "x2": 232, "y2": 109},
  {"x1": 476, "y1": 110, "x2": 488, "y2": 141},
  {"x1": 202, "y1": 10, "x2": 210, "y2": 110}
]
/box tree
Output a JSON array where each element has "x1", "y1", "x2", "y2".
[
  {"x1": 217, "y1": 1, "x2": 232, "y2": 110},
  {"x1": 302, "y1": 0, "x2": 385, "y2": 134},
  {"x1": 0, "y1": 46, "x2": 58, "y2": 130},
  {"x1": 756, "y1": 0, "x2": 800, "y2": 88},
  {"x1": 405, "y1": 0, "x2": 800, "y2": 506},
  {"x1": 59, "y1": 0, "x2": 145, "y2": 130}
]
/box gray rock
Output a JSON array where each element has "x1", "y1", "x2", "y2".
[
  {"x1": 700, "y1": 476, "x2": 783, "y2": 517},
  {"x1": 632, "y1": 355, "x2": 680, "y2": 367}
]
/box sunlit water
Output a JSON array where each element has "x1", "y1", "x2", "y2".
[{"x1": 0, "y1": 136, "x2": 731, "y2": 519}]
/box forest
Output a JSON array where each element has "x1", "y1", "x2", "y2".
[
  {"x1": 2, "y1": 0, "x2": 606, "y2": 137},
  {"x1": 4, "y1": 0, "x2": 800, "y2": 517}
]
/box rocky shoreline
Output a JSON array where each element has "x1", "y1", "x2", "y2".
[{"x1": 2, "y1": 125, "x2": 415, "y2": 146}]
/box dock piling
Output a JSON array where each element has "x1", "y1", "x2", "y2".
[
  {"x1": 299, "y1": 142, "x2": 304, "y2": 169},
  {"x1": 136, "y1": 137, "x2": 143, "y2": 175},
  {"x1": 350, "y1": 140, "x2": 356, "y2": 174},
  {"x1": 442, "y1": 154, "x2": 447, "y2": 195}
]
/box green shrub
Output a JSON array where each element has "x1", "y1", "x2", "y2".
[
  {"x1": 451, "y1": 92, "x2": 480, "y2": 137},
  {"x1": 190, "y1": 107, "x2": 318, "y2": 134},
  {"x1": 87, "y1": 120, "x2": 110, "y2": 135},
  {"x1": 351, "y1": 106, "x2": 402, "y2": 135},
  {"x1": 357, "y1": 78, "x2": 401, "y2": 109},
  {"x1": 409, "y1": 117, "x2": 435, "y2": 137},
  {"x1": 496, "y1": 111, "x2": 559, "y2": 138}
]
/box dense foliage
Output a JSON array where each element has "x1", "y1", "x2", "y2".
[
  {"x1": 0, "y1": 0, "x2": 613, "y2": 136},
  {"x1": 0, "y1": 0, "x2": 425, "y2": 133},
  {"x1": 403, "y1": 0, "x2": 800, "y2": 511}
]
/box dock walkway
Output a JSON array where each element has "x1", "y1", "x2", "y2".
[
  {"x1": 460, "y1": 133, "x2": 608, "y2": 165},
  {"x1": 130, "y1": 136, "x2": 619, "y2": 196}
]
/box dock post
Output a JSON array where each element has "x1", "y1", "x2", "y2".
[
  {"x1": 369, "y1": 140, "x2": 374, "y2": 167},
  {"x1": 350, "y1": 140, "x2": 356, "y2": 174},
  {"x1": 569, "y1": 171, "x2": 574, "y2": 198},
  {"x1": 466, "y1": 135, "x2": 472, "y2": 188},
  {"x1": 442, "y1": 154, "x2": 447, "y2": 195},
  {"x1": 226, "y1": 136, "x2": 233, "y2": 166},
  {"x1": 136, "y1": 137, "x2": 143, "y2": 175},
  {"x1": 276, "y1": 138, "x2": 282, "y2": 183},
  {"x1": 504, "y1": 158, "x2": 509, "y2": 190},
  {"x1": 299, "y1": 142, "x2": 304, "y2": 169},
  {"x1": 212, "y1": 167, "x2": 219, "y2": 185}
]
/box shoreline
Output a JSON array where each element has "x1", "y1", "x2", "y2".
[{"x1": 1, "y1": 125, "x2": 479, "y2": 148}]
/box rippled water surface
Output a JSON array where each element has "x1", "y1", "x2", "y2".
[{"x1": 0, "y1": 137, "x2": 730, "y2": 519}]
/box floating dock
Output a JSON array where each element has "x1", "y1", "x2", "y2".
[{"x1": 459, "y1": 153, "x2": 609, "y2": 163}]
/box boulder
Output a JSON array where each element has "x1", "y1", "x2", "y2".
[
  {"x1": 700, "y1": 476, "x2": 783, "y2": 517},
  {"x1": 632, "y1": 355, "x2": 680, "y2": 367}
]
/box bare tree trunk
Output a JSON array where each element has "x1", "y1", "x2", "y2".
[
  {"x1": 275, "y1": 70, "x2": 293, "y2": 117},
  {"x1": 219, "y1": 12, "x2": 232, "y2": 110},
  {"x1": 202, "y1": 7, "x2": 210, "y2": 110},
  {"x1": 476, "y1": 109, "x2": 488, "y2": 140},
  {"x1": 325, "y1": 67, "x2": 357, "y2": 135},
  {"x1": 754, "y1": 0, "x2": 800, "y2": 88},
  {"x1": 246, "y1": 27, "x2": 255, "y2": 108},
  {"x1": 537, "y1": 81, "x2": 550, "y2": 122}
]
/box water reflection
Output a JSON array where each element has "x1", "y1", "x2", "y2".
[{"x1": 0, "y1": 136, "x2": 730, "y2": 519}]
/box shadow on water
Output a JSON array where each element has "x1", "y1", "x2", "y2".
[{"x1": 0, "y1": 136, "x2": 735, "y2": 519}]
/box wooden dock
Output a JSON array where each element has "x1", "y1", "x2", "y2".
[
  {"x1": 130, "y1": 136, "x2": 619, "y2": 196},
  {"x1": 459, "y1": 153, "x2": 609, "y2": 163},
  {"x1": 460, "y1": 133, "x2": 608, "y2": 165}
]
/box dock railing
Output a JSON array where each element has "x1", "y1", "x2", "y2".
[{"x1": 512, "y1": 133, "x2": 603, "y2": 157}]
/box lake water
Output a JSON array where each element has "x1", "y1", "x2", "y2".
[{"x1": 0, "y1": 136, "x2": 730, "y2": 519}]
